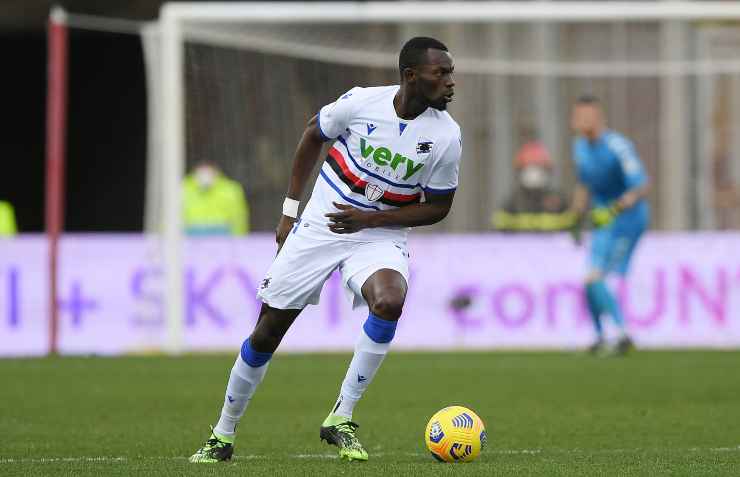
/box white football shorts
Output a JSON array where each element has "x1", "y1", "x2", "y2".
[{"x1": 256, "y1": 219, "x2": 410, "y2": 310}]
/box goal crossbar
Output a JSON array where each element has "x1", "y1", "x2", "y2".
[{"x1": 162, "y1": 1, "x2": 740, "y2": 23}]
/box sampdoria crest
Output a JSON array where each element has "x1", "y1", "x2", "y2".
[{"x1": 365, "y1": 183, "x2": 385, "y2": 202}]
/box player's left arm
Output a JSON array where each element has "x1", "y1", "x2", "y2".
[
  {"x1": 615, "y1": 183, "x2": 649, "y2": 212},
  {"x1": 326, "y1": 192, "x2": 454, "y2": 233},
  {"x1": 609, "y1": 135, "x2": 649, "y2": 212},
  {"x1": 326, "y1": 191, "x2": 454, "y2": 233},
  {"x1": 326, "y1": 132, "x2": 461, "y2": 233}
]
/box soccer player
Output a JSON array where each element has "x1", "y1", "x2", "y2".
[
  {"x1": 569, "y1": 95, "x2": 649, "y2": 355},
  {"x1": 190, "y1": 37, "x2": 460, "y2": 463}
]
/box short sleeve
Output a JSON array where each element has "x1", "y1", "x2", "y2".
[
  {"x1": 422, "y1": 133, "x2": 462, "y2": 194},
  {"x1": 607, "y1": 135, "x2": 647, "y2": 189},
  {"x1": 317, "y1": 87, "x2": 361, "y2": 141}
]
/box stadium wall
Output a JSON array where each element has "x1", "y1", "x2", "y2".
[{"x1": 1, "y1": 233, "x2": 739, "y2": 356}]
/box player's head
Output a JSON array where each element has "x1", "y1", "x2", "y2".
[
  {"x1": 192, "y1": 160, "x2": 221, "y2": 188},
  {"x1": 571, "y1": 94, "x2": 605, "y2": 140},
  {"x1": 514, "y1": 141, "x2": 552, "y2": 190},
  {"x1": 399, "y1": 37, "x2": 455, "y2": 111}
]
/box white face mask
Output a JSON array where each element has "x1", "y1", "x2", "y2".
[
  {"x1": 519, "y1": 166, "x2": 549, "y2": 189},
  {"x1": 195, "y1": 166, "x2": 216, "y2": 188}
]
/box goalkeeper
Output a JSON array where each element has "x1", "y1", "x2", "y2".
[{"x1": 568, "y1": 95, "x2": 650, "y2": 355}]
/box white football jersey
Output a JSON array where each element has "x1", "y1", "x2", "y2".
[{"x1": 300, "y1": 85, "x2": 462, "y2": 242}]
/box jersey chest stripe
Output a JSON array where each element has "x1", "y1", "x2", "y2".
[
  {"x1": 331, "y1": 146, "x2": 422, "y2": 197},
  {"x1": 328, "y1": 147, "x2": 368, "y2": 190},
  {"x1": 328, "y1": 148, "x2": 421, "y2": 200},
  {"x1": 423, "y1": 185, "x2": 456, "y2": 194},
  {"x1": 325, "y1": 154, "x2": 421, "y2": 207},
  {"x1": 319, "y1": 169, "x2": 380, "y2": 210},
  {"x1": 337, "y1": 136, "x2": 420, "y2": 190},
  {"x1": 384, "y1": 190, "x2": 422, "y2": 203}
]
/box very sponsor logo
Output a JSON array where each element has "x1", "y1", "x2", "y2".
[{"x1": 360, "y1": 138, "x2": 425, "y2": 180}]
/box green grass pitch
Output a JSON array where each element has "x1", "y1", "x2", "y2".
[{"x1": 2, "y1": 351, "x2": 739, "y2": 476}]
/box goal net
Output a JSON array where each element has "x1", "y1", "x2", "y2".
[{"x1": 145, "y1": 4, "x2": 740, "y2": 237}]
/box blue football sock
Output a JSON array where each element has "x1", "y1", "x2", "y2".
[
  {"x1": 240, "y1": 338, "x2": 273, "y2": 367},
  {"x1": 591, "y1": 280, "x2": 626, "y2": 332},
  {"x1": 584, "y1": 283, "x2": 604, "y2": 338},
  {"x1": 362, "y1": 313, "x2": 398, "y2": 344}
]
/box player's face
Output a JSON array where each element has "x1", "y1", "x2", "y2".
[
  {"x1": 413, "y1": 49, "x2": 456, "y2": 111},
  {"x1": 571, "y1": 104, "x2": 603, "y2": 140}
]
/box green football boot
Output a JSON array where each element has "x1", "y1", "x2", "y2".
[
  {"x1": 320, "y1": 413, "x2": 369, "y2": 462},
  {"x1": 189, "y1": 428, "x2": 234, "y2": 463}
]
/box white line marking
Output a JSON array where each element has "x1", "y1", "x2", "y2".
[
  {"x1": 292, "y1": 454, "x2": 338, "y2": 459},
  {"x1": 1, "y1": 446, "x2": 738, "y2": 464},
  {"x1": 491, "y1": 449, "x2": 543, "y2": 455},
  {"x1": 0, "y1": 457, "x2": 128, "y2": 464}
]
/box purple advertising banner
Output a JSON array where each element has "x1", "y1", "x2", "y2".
[{"x1": 1, "y1": 233, "x2": 739, "y2": 356}]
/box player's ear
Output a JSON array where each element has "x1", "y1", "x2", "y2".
[{"x1": 402, "y1": 66, "x2": 417, "y2": 84}]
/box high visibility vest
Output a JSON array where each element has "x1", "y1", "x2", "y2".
[
  {"x1": 0, "y1": 201, "x2": 17, "y2": 237},
  {"x1": 182, "y1": 174, "x2": 250, "y2": 236},
  {"x1": 492, "y1": 209, "x2": 576, "y2": 232}
]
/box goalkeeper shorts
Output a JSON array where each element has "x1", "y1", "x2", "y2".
[{"x1": 589, "y1": 220, "x2": 646, "y2": 275}]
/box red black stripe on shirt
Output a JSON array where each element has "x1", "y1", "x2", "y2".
[{"x1": 326, "y1": 148, "x2": 421, "y2": 208}]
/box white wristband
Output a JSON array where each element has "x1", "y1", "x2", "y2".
[{"x1": 282, "y1": 197, "x2": 300, "y2": 218}]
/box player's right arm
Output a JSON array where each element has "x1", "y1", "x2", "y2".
[
  {"x1": 565, "y1": 183, "x2": 589, "y2": 244},
  {"x1": 275, "y1": 115, "x2": 326, "y2": 249},
  {"x1": 570, "y1": 183, "x2": 590, "y2": 218},
  {"x1": 568, "y1": 140, "x2": 591, "y2": 243},
  {"x1": 276, "y1": 88, "x2": 360, "y2": 249}
]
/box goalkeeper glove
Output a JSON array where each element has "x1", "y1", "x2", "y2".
[{"x1": 590, "y1": 204, "x2": 621, "y2": 228}]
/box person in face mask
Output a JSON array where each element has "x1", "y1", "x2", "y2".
[
  {"x1": 492, "y1": 140, "x2": 572, "y2": 232},
  {"x1": 183, "y1": 161, "x2": 250, "y2": 235},
  {"x1": 0, "y1": 199, "x2": 17, "y2": 237},
  {"x1": 518, "y1": 141, "x2": 554, "y2": 189}
]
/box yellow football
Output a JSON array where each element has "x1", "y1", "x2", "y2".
[{"x1": 424, "y1": 406, "x2": 487, "y2": 463}]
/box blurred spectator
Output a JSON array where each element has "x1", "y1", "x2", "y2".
[
  {"x1": 0, "y1": 200, "x2": 17, "y2": 237},
  {"x1": 712, "y1": 142, "x2": 740, "y2": 229},
  {"x1": 492, "y1": 141, "x2": 572, "y2": 232},
  {"x1": 183, "y1": 161, "x2": 250, "y2": 236}
]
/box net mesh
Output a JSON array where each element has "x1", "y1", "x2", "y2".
[{"x1": 155, "y1": 19, "x2": 740, "y2": 232}]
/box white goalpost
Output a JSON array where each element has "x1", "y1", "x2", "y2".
[{"x1": 149, "y1": 1, "x2": 740, "y2": 353}]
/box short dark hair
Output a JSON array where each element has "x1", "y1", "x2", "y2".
[
  {"x1": 576, "y1": 94, "x2": 600, "y2": 105},
  {"x1": 399, "y1": 37, "x2": 448, "y2": 75}
]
